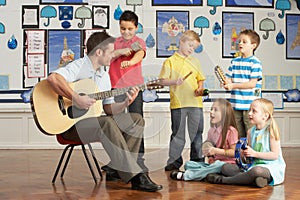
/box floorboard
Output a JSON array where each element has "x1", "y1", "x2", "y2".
[{"x1": 0, "y1": 147, "x2": 299, "y2": 200}]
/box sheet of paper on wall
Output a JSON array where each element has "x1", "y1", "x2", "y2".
[
  {"x1": 262, "y1": 93, "x2": 284, "y2": 109},
  {"x1": 27, "y1": 54, "x2": 45, "y2": 78},
  {"x1": 27, "y1": 30, "x2": 45, "y2": 54},
  {"x1": 23, "y1": 9, "x2": 38, "y2": 26},
  {"x1": 0, "y1": 75, "x2": 9, "y2": 90},
  {"x1": 87, "y1": 0, "x2": 109, "y2": 4},
  {"x1": 23, "y1": 66, "x2": 38, "y2": 88}
]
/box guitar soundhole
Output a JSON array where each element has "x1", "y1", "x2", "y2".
[{"x1": 67, "y1": 106, "x2": 88, "y2": 119}]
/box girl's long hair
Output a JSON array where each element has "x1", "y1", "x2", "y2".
[
  {"x1": 211, "y1": 98, "x2": 238, "y2": 147},
  {"x1": 253, "y1": 98, "x2": 280, "y2": 140}
]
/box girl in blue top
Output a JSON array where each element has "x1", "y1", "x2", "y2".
[{"x1": 206, "y1": 98, "x2": 286, "y2": 187}]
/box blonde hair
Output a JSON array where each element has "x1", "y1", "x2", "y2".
[
  {"x1": 253, "y1": 98, "x2": 280, "y2": 140},
  {"x1": 180, "y1": 30, "x2": 201, "y2": 44}
]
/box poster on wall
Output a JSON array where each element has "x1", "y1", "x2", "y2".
[
  {"x1": 222, "y1": 12, "x2": 254, "y2": 58},
  {"x1": 286, "y1": 14, "x2": 300, "y2": 60},
  {"x1": 48, "y1": 30, "x2": 82, "y2": 73},
  {"x1": 156, "y1": 11, "x2": 189, "y2": 58},
  {"x1": 92, "y1": 5, "x2": 109, "y2": 29},
  {"x1": 22, "y1": 5, "x2": 39, "y2": 29},
  {"x1": 40, "y1": 0, "x2": 88, "y2": 4},
  {"x1": 225, "y1": 0, "x2": 274, "y2": 8},
  {"x1": 152, "y1": 0, "x2": 202, "y2": 6}
]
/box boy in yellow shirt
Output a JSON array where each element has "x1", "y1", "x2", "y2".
[{"x1": 159, "y1": 30, "x2": 206, "y2": 171}]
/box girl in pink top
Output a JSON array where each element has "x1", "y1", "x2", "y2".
[{"x1": 170, "y1": 98, "x2": 239, "y2": 181}]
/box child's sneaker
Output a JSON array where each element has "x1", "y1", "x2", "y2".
[{"x1": 170, "y1": 170, "x2": 184, "y2": 180}]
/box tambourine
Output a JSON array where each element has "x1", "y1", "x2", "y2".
[{"x1": 235, "y1": 137, "x2": 254, "y2": 171}]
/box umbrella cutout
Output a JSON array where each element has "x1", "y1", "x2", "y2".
[
  {"x1": 194, "y1": 16, "x2": 209, "y2": 37},
  {"x1": 0, "y1": 0, "x2": 6, "y2": 6},
  {"x1": 126, "y1": 0, "x2": 142, "y2": 12},
  {"x1": 275, "y1": 0, "x2": 291, "y2": 19},
  {"x1": 0, "y1": 22, "x2": 5, "y2": 34},
  {"x1": 207, "y1": 0, "x2": 223, "y2": 15},
  {"x1": 41, "y1": 5, "x2": 57, "y2": 27},
  {"x1": 75, "y1": 5, "x2": 92, "y2": 28},
  {"x1": 259, "y1": 18, "x2": 275, "y2": 40}
]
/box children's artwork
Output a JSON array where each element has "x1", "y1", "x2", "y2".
[
  {"x1": 156, "y1": 11, "x2": 189, "y2": 57},
  {"x1": 75, "y1": 5, "x2": 92, "y2": 28},
  {"x1": 222, "y1": 12, "x2": 254, "y2": 58},
  {"x1": 225, "y1": 0, "x2": 274, "y2": 8},
  {"x1": 194, "y1": 16, "x2": 209, "y2": 36},
  {"x1": 262, "y1": 92, "x2": 283, "y2": 109},
  {"x1": 280, "y1": 75, "x2": 294, "y2": 89},
  {"x1": 22, "y1": 5, "x2": 39, "y2": 29},
  {"x1": 92, "y1": 6, "x2": 109, "y2": 29},
  {"x1": 296, "y1": 75, "x2": 300, "y2": 89},
  {"x1": 284, "y1": 89, "x2": 300, "y2": 102},
  {"x1": 126, "y1": 0, "x2": 143, "y2": 12},
  {"x1": 40, "y1": 5, "x2": 57, "y2": 27},
  {"x1": 40, "y1": 0, "x2": 88, "y2": 4},
  {"x1": 203, "y1": 75, "x2": 216, "y2": 90},
  {"x1": 0, "y1": 22, "x2": 4, "y2": 34},
  {"x1": 275, "y1": 0, "x2": 291, "y2": 19},
  {"x1": 259, "y1": 18, "x2": 276, "y2": 40},
  {"x1": 0, "y1": 75, "x2": 9, "y2": 90},
  {"x1": 152, "y1": 0, "x2": 202, "y2": 6},
  {"x1": 207, "y1": 0, "x2": 223, "y2": 15},
  {"x1": 264, "y1": 75, "x2": 279, "y2": 89},
  {"x1": 286, "y1": 14, "x2": 300, "y2": 59},
  {"x1": 48, "y1": 30, "x2": 82, "y2": 73}
]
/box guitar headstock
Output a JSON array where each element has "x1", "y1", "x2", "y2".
[{"x1": 145, "y1": 78, "x2": 164, "y2": 90}]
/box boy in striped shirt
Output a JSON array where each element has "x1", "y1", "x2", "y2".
[{"x1": 223, "y1": 29, "x2": 262, "y2": 138}]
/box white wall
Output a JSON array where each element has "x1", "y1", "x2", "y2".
[{"x1": 0, "y1": 0, "x2": 299, "y2": 89}]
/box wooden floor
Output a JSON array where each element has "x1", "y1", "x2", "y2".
[{"x1": 0, "y1": 147, "x2": 299, "y2": 200}]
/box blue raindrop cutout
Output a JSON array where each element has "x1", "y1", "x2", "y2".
[
  {"x1": 146, "y1": 33, "x2": 155, "y2": 48},
  {"x1": 195, "y1": 44, "x2": 203, "y2": 53},
  {"x1": 114, "y1": 5, "x2": 123, "y2": 20},
  {"x1": 8, "y1": 35, "x2": 17, "y2": 49},
  {"x1": 276, "y1": 30, "x2": 285, "y2": 45},
  {"x1": 212, "y1": 22, "x2": 221, "y2": 35}
]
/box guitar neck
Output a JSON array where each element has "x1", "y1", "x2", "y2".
[{"x1": 88, "y1": 84, "x2": 146, "y2": 100}]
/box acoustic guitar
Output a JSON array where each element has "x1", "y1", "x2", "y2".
[{"x1": 30, "y1": 78, "x2": 163, "y2": 135}]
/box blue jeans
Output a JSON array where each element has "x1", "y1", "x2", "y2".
[{"x1": 167, "y1": 107, "x2": 204, "y2": 168}]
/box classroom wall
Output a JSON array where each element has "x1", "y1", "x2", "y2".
[{"x1": 0, "y1": 0, "x2": 299, "y2": 90}]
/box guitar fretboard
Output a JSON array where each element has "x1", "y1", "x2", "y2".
[{"x1": 88, "y1": 84, "x2": 147, "y2": 100}]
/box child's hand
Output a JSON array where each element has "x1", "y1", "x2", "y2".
[
  {"x1": 174, "y1": 78, "x2": 184, "y2": 85},
  {"x1": 203, "y1": 146, "x2": 216, "y2": 157},
  {"x1": 243, "y1": 146, "x2": 256, "y2": 157},
  {"x1": 120, "y1": 60, "x2": 133, "y2": 69},
  {"x1": 208, "y1": 156, "x2": 216, "y2": 164},
  {"x1": 194, "y1": 88, "x2": 209, "y2": 96},
  {"x1": 224, "y1": 83, "x2": 233, "y2": 90},
  {"x1": 120, "y1": 48, "x2": 132, "y2": 56}
]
